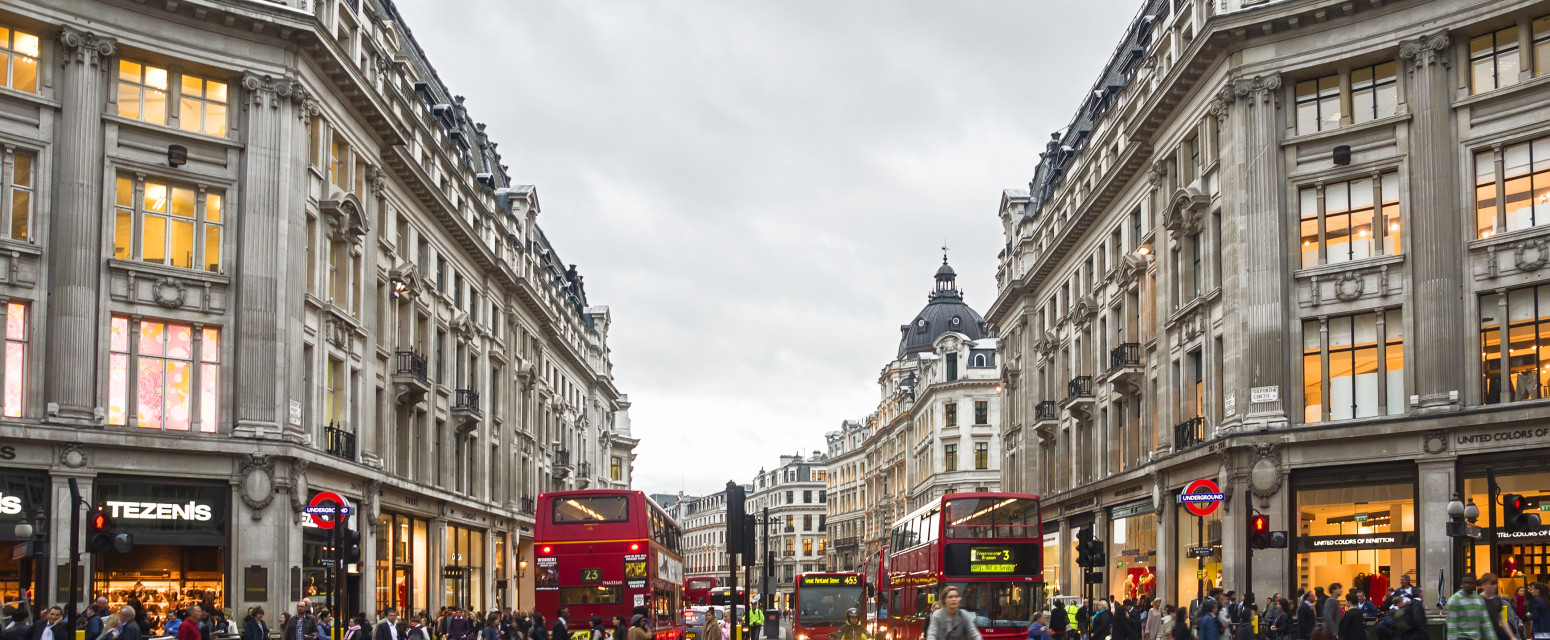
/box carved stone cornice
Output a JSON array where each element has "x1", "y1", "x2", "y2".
[
  {"x1": 242, "y1": 74, "x2": 320, "y2": 120},
  {"x1": 1400, "y1": 31, "x2": 1451, "y2": 69},
  {"x1": 1207, "y1": 83, "x2": 1234, "y2": 122},
  {"x1": 1231, "y1": 74, "x2": 1282, "y2": 107},
  {"x1": 58, "y1": 27, "x2": 115, "y2": 67}
]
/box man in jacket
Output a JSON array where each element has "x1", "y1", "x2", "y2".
[
  {"x1": 376, "y1": 610, "x2": 403, "y2": 640},
  {"x1": 283, "y1": 601, "x2": 318, "y2": 640},
  {"x1": 1324, "y1": 585, "x2": 1346, "y2": 635},
  {"x1": 114, "y1": 607, "x2": 143, "y2": 640},
  {"x1": 177, "y1": 607, "x2": 206, "y2": 640},
  {"x1": 26, "y1": 607, "x2": 68, "y2": 640},
  {"x1": 553, "y1": 609, "x2": 569, "y2": 640},
  {"x1": 1298, "y1": 593, "x2": 1318, "y2": 640}
]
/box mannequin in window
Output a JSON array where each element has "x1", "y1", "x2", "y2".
[{"x1": 1514, "y1": 371, "x2": 1540, "y2": 401}]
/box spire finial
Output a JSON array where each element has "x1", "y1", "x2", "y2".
[{"x1": 941, "y1": 241, "x2": 950, "y2": 264}]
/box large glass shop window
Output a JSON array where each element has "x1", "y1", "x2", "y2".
[
  {"x1": 375, "y1": 513, "x2": 430, "y2": 613},
  {"x1": 1109, "y1": 511, "x2": 1158, "y2": 601},
  {"x1": 1294, "y1": 483, "x2": 1416, "y2": 594},
  {"x1": 1464, "y1": 470, "x2": 1550, "y2": 593},
  {"x1": 1176, "y1": 501, "x2": 1223, "y2": 606},
  {"x1": 445, "y1": 524, "x2": 485, "y2": 609},
  {"x1": 1042, "y1": 527, "x2": 1062, "y2": 600}
]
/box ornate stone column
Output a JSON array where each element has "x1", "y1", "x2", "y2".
[
  {"x1": 234, "y1": 74, "x2": 316, "y2": 440},
  {"x1": 45, "y1": 27, "x2": 115, "y2": 424},
  {"x1": 1218, "y1": 74, "x2": 1290, "y2": 431},
  {"x1": 1401, "y1": 32, "x2": 1464, "y2": 412}
]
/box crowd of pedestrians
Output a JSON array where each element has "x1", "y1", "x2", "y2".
[
  {"x1": 1008, "y1": 573, "x2": 1550, "y2": 640},
  {"x1": 0, "y1": 599, "x2": 656, "y2": 640}
]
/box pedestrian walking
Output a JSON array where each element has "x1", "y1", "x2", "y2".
[
  {"x1": 1323, "y1": 585, "x2": 1346, "y2": 637},
  {"x1": 377, "y1": 610, "x2": 403, "y2": 640},
  {"x1": 625, "y1": 615, "x2": 650, "y2": 640},
  {"x1": 178, "y1": 608, "x2": 207, "y2": 640},
  {"x1": 1338, "y1": 593, "x2": 1368, "y2": 640},
  {"x1": 1525, "y1": 583, "x2": 1550, "y2": 640},
  {"x1": 1396, "y1": 587, "x2": 1426, "y2": 640},
  {"x1": 243, "y1": 609, "x2": 269, "y2": 640},
  {"x1": 1448, "y1": 575, "x2": 1494, "y2": 640},
  {"x1": 1090, "y1": 601, "x2": 1113, "y2": 640},
  {"x1": 1028, "y1": 612, "x2": 1051, "y2": 640},
  {"x1": 925, "y1": 586, "x2": 982, "y2": 640},
  {"x1": 610, "y1": 617, "x2": 627, "y2": 640},
  {"x1": 1197, "y1": 602, "x2": 1222, "y2": 640},
  {"x1": 551, "y1": 610, "x2": 568, "y2": 640},
  {"x1": 282, "y1": 602, "x2": 317, "y2": 640},
  {"x1": 528, "y1": 615, "x2": 547, "y2": 640}
]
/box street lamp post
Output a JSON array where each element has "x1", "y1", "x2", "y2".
[
  {"x1": 12, "y1": 510, "x2": 47, "y2": 617},
  {"x1": 1446, "y1": 492, "x2": 1482, "y2": 587}
]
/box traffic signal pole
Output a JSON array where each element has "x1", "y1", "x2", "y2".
[{"x1": 67, "y1": 478, "x2": 82, "y2": 623}]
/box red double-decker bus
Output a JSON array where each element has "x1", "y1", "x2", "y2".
[
  {"x1": 881, "y1": 493, "x2": 1042, "y2": 640},
  {"x1": 793, "y1": 572, "x2": 865, "y2": 640},
  {"x1": 535, "y1": 490, "x2": 685, "y2": 640},
  {"x1": 684, "y1": 577, "x2": 717, "y2": 606}
]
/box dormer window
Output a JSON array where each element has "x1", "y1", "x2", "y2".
[
  {"x1": 916, "y1": 318, "x2": 928, "y2": 333},
  {"x1": 951, "y1": 316, "x2": 962, "y2": 327}
]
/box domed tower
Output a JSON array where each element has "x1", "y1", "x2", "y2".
[{"x1": 897, "y1": 257, "x2": 986, "y2": 358}]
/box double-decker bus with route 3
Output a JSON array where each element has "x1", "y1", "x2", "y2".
[{"x1": 880, "y1": 493, "x2": 1042, "y2": 640}]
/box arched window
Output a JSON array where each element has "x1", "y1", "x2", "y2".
[{"x1": 974, "y1": 354, "x2": 987, "y2": 367}]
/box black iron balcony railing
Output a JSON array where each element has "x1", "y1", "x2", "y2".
[
  {"x1": 1174, "y1": 416, "x2": 1206, "y2": 451},
  {"x1": 324, "y1": 423, "x2": 356, "y2": 461},
  {"x1": 394, "y1": 350, "x2": 429, "y2": 382},
  {"x1": 519, "y1": 496, "x2": 536, "y2": 515},
  {"x1": 578, "y1": 461, "x2": 592, "y2": 477},
  {"x1": 554, "y1": 449, "x2": 572, "y2": 468},
  {"x1": 1109, "y1": 342, "x2": 1142, "y2": 372},
  {"x1": 1035, "y1": 401, "x2": 1058, "y2": 421},
  {"x1": 454, "y1": 388, "x2": 481, "y2": 415},
  {"x1": 1067, "y1": 375, "x2": 1094, "y2": 399}
]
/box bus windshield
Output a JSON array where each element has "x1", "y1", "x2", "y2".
[
  {"x1": 942, "y1": 581, "x2": 1034, "y2": 629},
  {"x1": 944, "y1": 497, "x2": 1039, "y2": 538},
  {"x1": 798, "y1": 584, "x2": 864, "y2": 627},
  {"x1": 553, "y1": 496, "x2": 631, "y2": 523}
]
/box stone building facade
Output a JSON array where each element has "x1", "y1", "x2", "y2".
[
  {"x1": 993, "y1": 0, "x2": 1550, "y2": 607},
  {"x1": 822, "y1": 261, "x2": 1004, "y2": 572},
  {"x1": 749, "y1": 454, "x2": 828, "y2": 610},
  {"x1": 0, "y1": 0, "x2": 636, "y2": 619}
]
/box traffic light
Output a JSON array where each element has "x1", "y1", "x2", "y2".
[
  {"x1": 1074, "y1": 525, "x2": 1105, "y2": 567},
  {"x1": 87, "y1": 506, "x2": 133, "y2": 554},
  {"x1": 1249, "y1": 514, "x2": 1271, "y2": 550},
  {"x1": 741, "y1": 514, "x2": 757, "y2": 567},
  {"x1": 1505, "y1": 494, "x2": 1543, "y2": 534},
  {"x1": 726, "y1": 481, "x2": 747, "y2": 556},
  {"x1": 342, "y1": 519, "x2": 362, "y2": 565}
]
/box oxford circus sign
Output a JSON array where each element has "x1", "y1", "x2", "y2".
[{"x1": 1178, "y1": 478, "x2": 1224, "y2": 517}]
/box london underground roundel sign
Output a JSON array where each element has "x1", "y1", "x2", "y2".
[
  {"x1": 1178, "y1": 478, "x2": 1224, "y2": 517},
  {"x1": 306, "y1": 491, "x2": 352, "y2": 529}
]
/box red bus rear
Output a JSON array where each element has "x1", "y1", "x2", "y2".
[
  {"x1": 535, "y1": 490, "x2": 685, "y2": 640},
  {"x1": 793, "y1": 572, "x2": 865, "y2": 640},
  {"x1": 882, "y1": 493, "x2": 1042, "y2": 640},
  {"x1": 685, "y1": 578, "x2": 717, "y2": 606}
]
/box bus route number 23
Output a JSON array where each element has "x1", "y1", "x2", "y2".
[{"x1": 580, "y1": 568, "x2": 602, "y2": 583}]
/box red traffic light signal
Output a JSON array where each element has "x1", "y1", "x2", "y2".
[
  {"x1": 1250, "y1": 514, "x2": 1272, "y2": 550},
  {"x1": 87, "y1": 506, "x2": 134, "y2": 554},
  {"x1": 1505, "y1": 494, "x2": 1542, "y2": 534}
]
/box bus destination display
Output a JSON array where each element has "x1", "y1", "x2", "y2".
[
  {"x1": 943, "y1": 543, "x2": 1035, "y2": 576},
  {"x1": 800, "y1": 574, "x2": 861, "y2": 586}
]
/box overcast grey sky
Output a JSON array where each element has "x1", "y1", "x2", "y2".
[{"x1": 394, "y1": 0, "x2": 1137, "y2": 497}]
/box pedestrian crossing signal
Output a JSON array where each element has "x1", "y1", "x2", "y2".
[{"x1": 87, "y1": 506, "x2": 134, "y2": 554}]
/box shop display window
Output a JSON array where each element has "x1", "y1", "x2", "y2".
[
  {"x1": 1175, "y1": 501, "x2": 1222, "y2": 607},
  {"x1": 375, "y1": 513, "x2": 430, "y2": 613},
  {"x1": 445, "y1": 524, "x2": 486, "y2": 609},
  {"x1": 1464, "y1": 470, "x2": 1550, "y2": 592},
  {"x1": 1110, "y1": 513, "x2": 1157, "y2": 601},
  {"x1": 1042, "y1": 529, "x2": 1062, "y2": 600},
  {"x1": 93, "y1": 544, "x2": 226, "y2": 629},
  {"x1": 1294, "y1": 482, "x2": 1416, "y2": 594}
]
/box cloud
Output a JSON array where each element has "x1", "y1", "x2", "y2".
[{"x1": 393, "y1": 0, "x2": 1139, "y2": 496}]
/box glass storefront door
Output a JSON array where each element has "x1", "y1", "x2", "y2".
[
  {"x1": 1109, "y1": 503, "x2": 1157, "y2": 602},
  {"x1": 376, "y1": 512, "x2": 430, "y2": 613},
  {"x1": 1174, "y1": 501, "x2": 1222, "y2": 607},
  {"x1": 1293, "y1": 474, "x2": 1416, "y2": 595}
]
